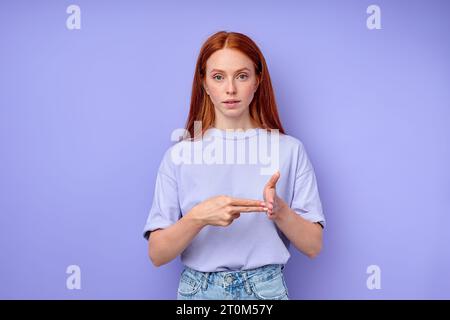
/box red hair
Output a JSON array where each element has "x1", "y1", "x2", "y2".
[{"x1": 183, "y1": 31, "x2": 285, "y2": 140}]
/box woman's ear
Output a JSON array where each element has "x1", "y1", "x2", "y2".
[
  {"x1": 254, "y1": 78, "x2": 260, "y2": 92},
  {"x1": 203, "y1": 82, "x2": 210, "y2": 95}
]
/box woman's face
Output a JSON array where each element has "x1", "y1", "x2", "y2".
[{"x1": 203, "y1": 48, "x2": 259, "y2": 123}]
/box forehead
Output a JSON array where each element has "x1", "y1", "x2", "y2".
[{"x1": 206, "y1": 48, "x2": 254, "y2": 72}]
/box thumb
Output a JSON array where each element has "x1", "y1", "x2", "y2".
[{"x1": 265, "y1": 170, "x2": 280, "y2": 188}]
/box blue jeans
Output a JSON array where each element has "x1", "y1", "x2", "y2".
[{"x1": 177, "y1": 264, "x2": 289, "y2": 300}]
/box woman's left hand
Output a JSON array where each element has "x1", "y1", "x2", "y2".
[{"x1": 263, "y1": 170, "x2": 285, "y2": 221}]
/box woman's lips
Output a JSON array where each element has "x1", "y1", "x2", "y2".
[{"x1": 223, "y1": 101, "x2": 240, "y2": 108}]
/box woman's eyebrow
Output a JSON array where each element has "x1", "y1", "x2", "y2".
[{"x1": 209, "y1": 67, "x2": 250, "y2": 74}]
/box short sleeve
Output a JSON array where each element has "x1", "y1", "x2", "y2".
[
  {"x1": 290, "y1": 142, "x2": 326, "y2": 228},
  {"x1": 142, "y1": 150, "x2": 181, "y2": 240}
]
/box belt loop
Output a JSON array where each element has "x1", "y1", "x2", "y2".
[
  {"x1": 242, "y1": 271, "x2": 252, "y2": 295},
  {"x1": 202, "y1": 272, "x2": 210, "y2": 290}
]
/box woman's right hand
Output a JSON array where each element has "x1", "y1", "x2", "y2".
[{"x1": 188, "y1": 195, "x2": 269, "y2": 227}]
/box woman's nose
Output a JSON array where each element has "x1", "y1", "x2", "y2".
[{"x1": 226, "y1": 80, "x2": 236, "y2": 95}]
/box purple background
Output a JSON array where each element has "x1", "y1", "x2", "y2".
[{"x1": 1, "y1": 0, "x2": 449, "y2": 299}]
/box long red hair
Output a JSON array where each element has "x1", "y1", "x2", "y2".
[{"x1": 183, "y1": 31, "x2": 285, "y2": 140}]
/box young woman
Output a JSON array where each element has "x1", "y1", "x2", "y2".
[{"x1": 143, "y1": 31, "x2": 325, "y2": 300}]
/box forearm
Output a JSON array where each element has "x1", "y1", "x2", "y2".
[
  {"x1": 148, "y1": 211, "x2": 204, "y2": 267},
  {"x1": 274, "y1": 196, "x2": 323, "y2": 258}
]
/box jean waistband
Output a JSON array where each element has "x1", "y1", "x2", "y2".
[{"x1": 182, "y1": 264, "x2": 285, "y2": 287}]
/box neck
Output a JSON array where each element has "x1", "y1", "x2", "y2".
[{"x1": 213, "y1": 114, "x2": 259, "y2": 131}]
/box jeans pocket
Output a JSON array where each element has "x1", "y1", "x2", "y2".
[
  {"x1": 250, "y1": 273, "x2": 289, "y2": 300},
  {"x1": 177, "y1": 271, "x2": 201, "y2": 298}
]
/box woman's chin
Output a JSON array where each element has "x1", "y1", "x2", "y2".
[
  {"x1": 224, "y1": 110, "x2": 246, "y2": 118},
  {"x1": 215, "y1": 107, "x2": 242, "y2": 116}
]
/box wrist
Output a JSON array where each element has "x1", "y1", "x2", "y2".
[
  {"x1": 186, "y1": 207, "x2": 206, "y2": 229},
  {"x1": 273, "y1": 196, "x2": 291, "y2": 222},
  {"x1": 275, "y1": 195, "x2": 288, "y2": 211}
]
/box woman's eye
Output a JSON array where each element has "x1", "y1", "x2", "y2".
[{"x1": 213, "y1": 74, "x2": 248, "y2": 81}]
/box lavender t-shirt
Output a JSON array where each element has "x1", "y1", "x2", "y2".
[{"x1": 143, "y1": 127, "x2": 325, "y2": 272}]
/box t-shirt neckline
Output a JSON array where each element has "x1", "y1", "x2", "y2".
[{"x1": 203, "y1": 127, "x2": 263, "y2": 140}]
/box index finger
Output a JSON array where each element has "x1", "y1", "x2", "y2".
[{"x1": 229, "y1": 197, "x2": 266, "y2": 207}]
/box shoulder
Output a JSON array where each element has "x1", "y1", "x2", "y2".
[
  {"x1": 279, "y1": 132, "x2": 304, "y2": 148},
  {"x1": 276, "y1": 132, "x2": 307, "y2": 156},
  {"x1": 275, "y1": 133, "x2": 313, "y2": 173},
  {"x1": 256, "y1": 128, "x2": 307, "y2": 155},
  {"x1": 156, "y1": 140, "x2": 187, "y2": 177},
  {"x1": 278, "y1": 133, "x2": 317, "y2": 175},
  {"x1": 158, "y1": 136, "x2": 199, "y2": 171}
]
